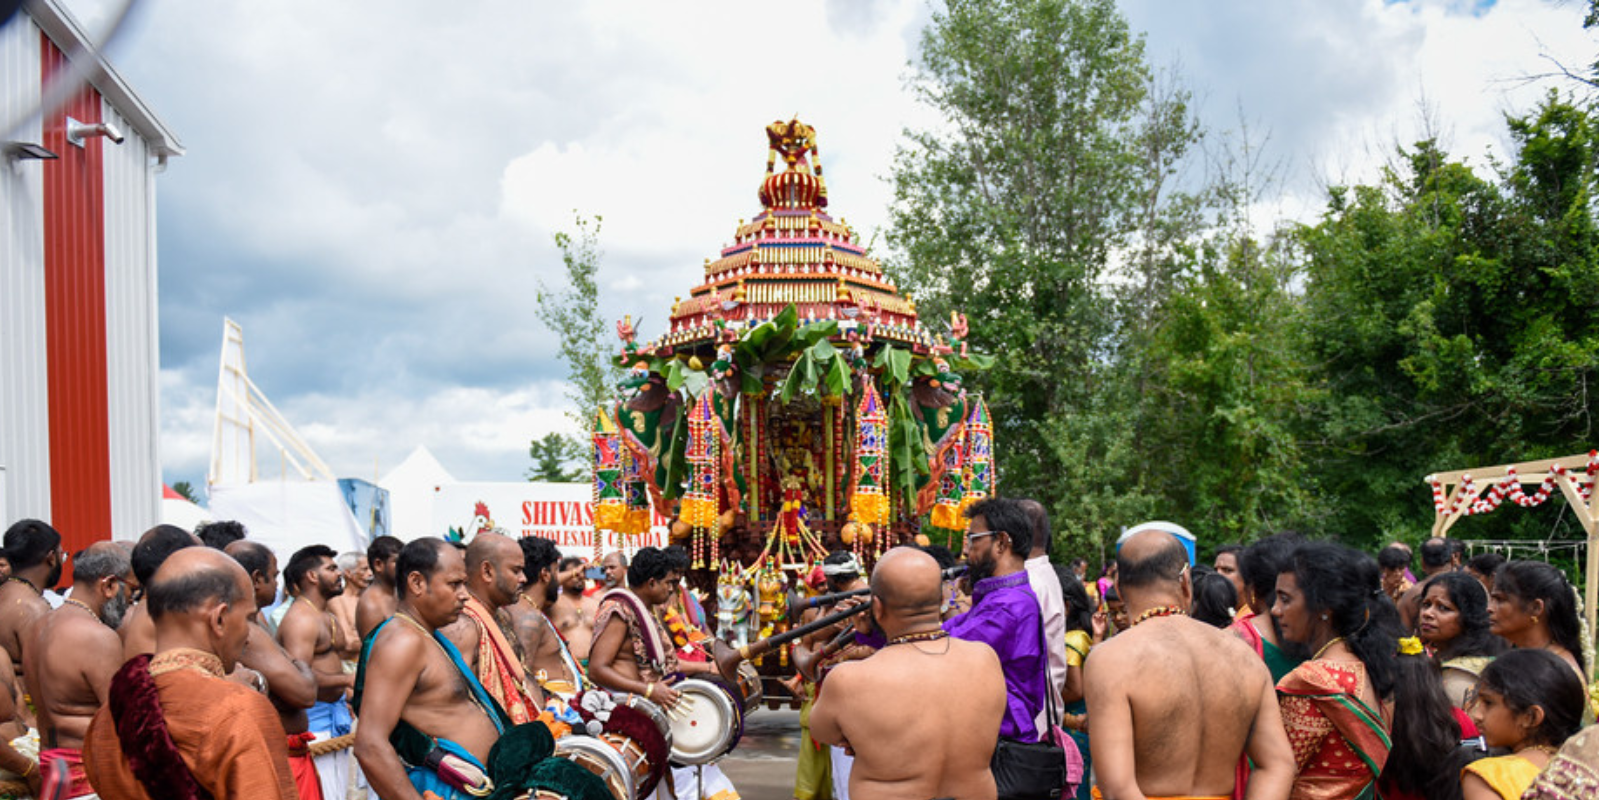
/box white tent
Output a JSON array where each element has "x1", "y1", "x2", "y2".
[
  {"x1": 379, "y1": 445, "x2": 457, "y2": 540},
  {"x1": 158, "y1": 485, "x2": 212, "y2": 535},
  {"x1": 207, "y1": 481, "x2": 369, "y2": 562}
]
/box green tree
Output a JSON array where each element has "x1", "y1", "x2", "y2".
[
  {"x1": 526, "y1": 432, "x2": 584, "y2": 482},
  {"x1": 534, "y1": 213, "x2": 623, "y2": 438},
  {"x1": 171, "y1": 481, "x2": 199, "y2": 503},
  {"x1": 1295, "y1": 92, "x2": 1597, "y2": 549},
  {"x1": 885, "y1": 0, "x2": 1200, "y2": 554}
]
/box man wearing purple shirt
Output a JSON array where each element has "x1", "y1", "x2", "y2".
[{"x1": 945, "y1": 497, "x2": 1049, "y2": 745}]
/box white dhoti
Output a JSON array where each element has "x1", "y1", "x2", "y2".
[
  {"x1": 663, "y1": 763, "x2": 740, "y2": 800},
  {"x1": 830, "y1": 745, "x2": 853, "y2": 800}
]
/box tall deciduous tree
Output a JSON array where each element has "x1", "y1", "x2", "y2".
[
  {"x1": 885, "y1": 0, "x2": 1199, "y2": 554},
  {"x1": 533, "y1": 213, "x2": 621, "y2": 477},
  {"x1": 1296, "y1": 92, "x2": 1597, "y2": 548}
]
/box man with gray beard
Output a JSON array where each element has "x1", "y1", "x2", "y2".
[{"x1": 22, "y1": 542, "x2": 133, "y2": 799}]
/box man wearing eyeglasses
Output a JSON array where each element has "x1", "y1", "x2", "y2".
[
  {"x1": 945, "y1": 498, "x2": 1052, "y2": 799},
  {"x1": 22, "y1": 542, "x2": 133, "y2": 799}
]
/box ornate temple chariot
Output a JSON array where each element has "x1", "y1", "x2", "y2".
[{"x1": 590, "y1": 119, "x2": 995, "y2": 691}]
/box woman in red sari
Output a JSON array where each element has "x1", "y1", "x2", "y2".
[{"x1": 1272, "y1": 543, "x2": 1461, "y2": 800}]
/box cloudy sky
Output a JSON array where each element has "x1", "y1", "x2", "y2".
[{"x1": 51, "y1": 0, "x2": 1594, "y2": 493}]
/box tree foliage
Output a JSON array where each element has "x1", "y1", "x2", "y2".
[
  {"x1": 533, "y1": 213, "x2": 622, "y2": 470},
  {"x1": 889, "y1": 0, "x2": 1596, "y2": 560},
  {"x1": 526, "y1": 432, "x2": 584, "y2": 482}
]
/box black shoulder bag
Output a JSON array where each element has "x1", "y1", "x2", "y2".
[{"x1": 989, "y1": 608, "x2": 1067, "y2": 800}]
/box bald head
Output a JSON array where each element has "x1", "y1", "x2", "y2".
[
  {"x1": 147, "y1": 548, "x2": 250, "y2": 621},
  {"x1": 72, "y1": 541, "x2": 131, "y2": 585},
  {"x1": 1116, "y1": 528, "x2": 1189, "y2": 590},
  {"x1": 465, "y1": 533, "x2": 517, "y2": 573},
  {"x1": 870, "y1": 547, "x2": 944, "y2": 617}
]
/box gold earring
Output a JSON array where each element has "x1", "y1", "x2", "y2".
[{"x1": 1532, "y1": 614, "x2": 1539, "y2": 624}]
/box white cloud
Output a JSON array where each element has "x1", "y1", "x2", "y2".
[{"x1": 50, "y1": 0, "x2": 1587, "y2": 489}]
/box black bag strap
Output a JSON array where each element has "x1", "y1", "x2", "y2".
[{"x1": 1033, "y1": 603, "x2": 1059, "y2": 739}]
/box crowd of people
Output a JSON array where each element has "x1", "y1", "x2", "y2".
[{"x1": 0, "y1": 507, "x2": 1589, "y2": 800}]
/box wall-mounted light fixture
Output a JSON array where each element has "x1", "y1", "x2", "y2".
[
  {"x1": 3, "y1": 142, "x2": 58, "y2": 160},
  {"x1": 66, "y1": 117, "x2": 125, "y2": 147}
]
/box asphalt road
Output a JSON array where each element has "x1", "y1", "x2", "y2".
[{"x1": 711, "y1": 708, "x2": 804, "y2": 800}]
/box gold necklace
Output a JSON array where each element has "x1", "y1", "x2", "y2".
[
  {"x1": 1313, "y1": 636, "x2": 1345, "y2": 660},
  {"x1": 1522, "y1": 744, "x2": 1560, "y2": 757},
  {"x1": 12, "y1": 578, "x2": 40, "y2": 597},
  {"x1": 1133, "y1": 605, "x2": 1187, "y2": 626},
  {"x1": 62, "y1": 597, "x2": 96, "y2": 617},
  {"x1": 887, "y1": 629, "x2": 949, "y2": 646}
]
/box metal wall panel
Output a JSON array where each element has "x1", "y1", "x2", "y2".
[
  {"x1": 101, "y1": 99, "x2": 159, "y2": 540},
  {"x1": 41, "y1": 33, "x2": 113, "y2": 552},
  {"x1": 0, "y1": 18, "x2": 52, "y2": 527}
]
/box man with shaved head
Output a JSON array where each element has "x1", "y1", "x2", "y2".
[
  {"x1": 440, "y1": 533, "x2": 537, "y2": 723},
  {"x1": 812, "y1": 546, "x2": 1007, "y2": 800},
  {"x1": 23, "y1": 542, "x2": 131, "y2": 798},
  {"x1": 1085, "y1": 528, "x2": 1294, "y2": 800},
  {"x1": 83, "y1": 547, "x2": 297, "y2": 800}
]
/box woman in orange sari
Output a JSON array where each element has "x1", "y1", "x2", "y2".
[{"x1": 1272, "y1": 543, "x2": 1461, "y2": 800}]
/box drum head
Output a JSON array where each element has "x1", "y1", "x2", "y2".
[
  {"x1": 554, "y1": 735, "x2": 635, "y2": 800},
  {"x1": 667, "y1": 678, "x2": 740, "y2": 765}
]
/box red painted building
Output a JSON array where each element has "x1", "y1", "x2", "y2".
[{"x1": 1, "y1": 1, "x2": 183, "y2": 554}]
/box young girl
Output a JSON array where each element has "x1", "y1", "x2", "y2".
[{"x1": 1461, "y1": 649, "x2": 1587, "y2": 800}]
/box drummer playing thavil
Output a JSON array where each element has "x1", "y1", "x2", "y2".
[
  {"x1": 354, "y1": 537, "x2": 508, "y2": 800},
  {"x1": 588, "y1": 546, "x2": 743, "y2": 800}
]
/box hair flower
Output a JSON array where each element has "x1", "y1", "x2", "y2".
[{"x1": 1397, "y1": 636, "x2": 1424, "y2": 656}]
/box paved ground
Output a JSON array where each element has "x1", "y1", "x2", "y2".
[{"x1": 711, "y1": 708, "x2": 804, "y2": 800}]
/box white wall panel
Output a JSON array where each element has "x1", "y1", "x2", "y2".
[
  {"x1": 101, "y1": 99, "x2": 160, "y2": 539},
  {"x1": 0, "y1": 18, "x2": 53, "y2": 526}
]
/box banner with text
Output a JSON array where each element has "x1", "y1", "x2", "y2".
[{"x1": 430, "y1": 482, "x2": 668, "y2": 560}]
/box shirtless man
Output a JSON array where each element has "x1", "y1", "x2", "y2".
[
  {"x1": 22, "y1": 542, "x2": 130, "y2": 799},
  {"x1": 589, "y1": 548, "x2": 736, "y2": 799},
  {"x1": 354, "y1": 538, "x2": 505, "y2": 800},
  {"x1": 0, "y1": 520, "x2": 64, "y2": 670},
  {"x1": 356, "y1": 536, "x2": 403, "y2": 641},
  {"x1": 328, "y1": 551, "x2": 371, "y2": 663},
  {"x1": 550, "y1": 556, "x2": 595, "y2": 662},
  {"x1": 119, "y1": 525, "x2": 201, "y2": 659},
  {"x1": 437, "y1": 533, "x2": 536, "y2": 723},
  {"x1": 224, "y1": 540, "x2": 321, "y2": 798},
  {"x1": 506, "y1": 536, "x2": 585, "y2": 698},
  {"x1": 811, "y1": 547, "x2": 1006, "y2": 800},
  {"x1": 1085, "y1": 529, "x2": 1294, "y2": 800},
  {"x1": 278, "y1": 544, "x2": 356, "y2": 800}
]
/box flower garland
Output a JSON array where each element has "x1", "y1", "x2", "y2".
[{"x1": 1427, "y1": 451, "x2": 1598, "y2": 519}]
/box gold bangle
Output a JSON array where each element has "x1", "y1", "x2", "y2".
[
  {"x1": 20, "y1": 761, "x2": 35, "y2": 777},
  {"x1": 644, "y1": 683, "x2": 654, "y2": 699}
]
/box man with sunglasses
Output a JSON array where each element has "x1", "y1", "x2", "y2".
[
  {"x1": 22, "y1": 542, "x2": 132, "y2": 799},
  {"x1": 946, "y1": 498, "x2": 1052, "y2": 800}
]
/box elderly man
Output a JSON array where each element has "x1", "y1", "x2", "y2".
[
  {"x1": 1085, "y1": 528, "x2": 1294, "y2": 800},
  {"x1": 225, "y1": 540, "x2": 321, "y2": 800},
  {"x1": 328, "y1": 551, "x2": 371, "y2": 664},
  {"x1": 440, "y1": 533, "x2": 537, "y2": 723},
  {"x1": 83, "y1": 547, "x2": 298, "y2": 800},
  {"x1": 356, "y1": 536, "x2": 404, "y2": 641},
  {"x1": 945, "y1": 497, "x2": 1051, "y2": 800},
  {"x1": 0, "y1": 520, "x2": 64, "y2": 670},
  {"x1": 354, "y1": 538, "x2": 508, "y2": 800},
  {"x1": 23, "y1": 543, "x2": 131, "y2": 799},
  {"x1": 277, "y1": 545, "x2": 356, "y2": 800},
  {"x1": 813, "y1": 547, "x2": 1006, "y2": 800}
]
